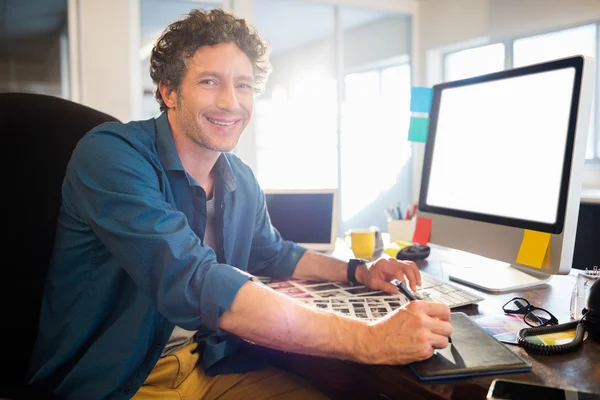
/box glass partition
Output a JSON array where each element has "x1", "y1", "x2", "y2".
[
  {"x1": 139, "y1": 0, "x2": 220, "y2": 119},
  {"x1": 254, "y1": 0, "x2": 338, "y2": 190},
  {"x1": 0, "y1": 0, "x2": 69, "y2": 98}
]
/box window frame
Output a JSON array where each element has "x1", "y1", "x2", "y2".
[
  {"x1": 343, "y1": 58, "x2": 410, "y2": 103},
  {"x1": 442, "y1": 22, "x2": 600, "y2": 164}
]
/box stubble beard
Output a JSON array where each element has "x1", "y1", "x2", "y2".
[{"x1": 177, "y1": 104, "x2": 239, "y2": 154}]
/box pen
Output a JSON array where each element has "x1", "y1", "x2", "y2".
[
  {"x1": 394, "y1": 280, "x2": 452, "y2": 344},
  {"x1": 384, "y1": 208, "x2": 394, "y2": 220},
  {"x1": 395, "y1": 280, "x2": 418, "y2": 301},
  {"x1": 387, "y1": 206, "x2": 398, "y2": 220}
]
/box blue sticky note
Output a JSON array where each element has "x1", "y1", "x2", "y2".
[
  {"x1": 410, "y1": 87, "x2": 433, "y2": 113},
  {"x1": 408, "y1": 116, "x2": 429, "y2": 143}
]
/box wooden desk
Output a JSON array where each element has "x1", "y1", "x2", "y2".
[{"x1": 244, "y1": 248, "x2": 600, "y2": 399}]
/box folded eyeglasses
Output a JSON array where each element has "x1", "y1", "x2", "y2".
[{"x1": 502, "y1": 297, "x2": 559, "y2": 327}]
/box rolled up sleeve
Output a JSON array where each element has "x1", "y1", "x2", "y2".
[{"x1": 64, "y1": 130, "x2": 250, "y2": 331}]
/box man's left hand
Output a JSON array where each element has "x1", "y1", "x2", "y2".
[{"x1": 356, "y1": 257, "x2": 421, "y2": 294}]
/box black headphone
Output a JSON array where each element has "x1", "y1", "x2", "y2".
[
  {"x1": 584, "y1": 277, "x2": 600, "y2": 341},
  {"x1": 517, "y1": 278, "x2": 600, "y2": 355}
]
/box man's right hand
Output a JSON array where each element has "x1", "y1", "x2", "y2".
[{"x1": 356, "y1": 301, "x2": 452, "y2": 365}]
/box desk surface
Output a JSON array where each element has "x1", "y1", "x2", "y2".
[{"x1": 244, "y1": 245, "x2": 600, "y2": 400}]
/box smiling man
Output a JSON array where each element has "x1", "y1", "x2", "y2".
[{"x1": 28, "y1": 9, "x2": 452, "y2": 400}]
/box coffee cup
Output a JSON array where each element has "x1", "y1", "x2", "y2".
[{"x1": 344, "y1": 227, "x2": 381, "y2": 259}]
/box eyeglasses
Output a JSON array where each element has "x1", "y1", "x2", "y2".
[{"x1": 502, "y1": 297, "x2": 559, "y2": 327}]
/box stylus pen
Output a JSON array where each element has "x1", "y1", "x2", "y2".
[{"x1": 395, "y1": 280, "x2": 452, "y2": 344}]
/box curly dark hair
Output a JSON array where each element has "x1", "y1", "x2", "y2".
[{"x1": 150, "y1": 8, "x2": 271, "y2": 112}]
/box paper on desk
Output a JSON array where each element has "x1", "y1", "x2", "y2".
[
  {"x1": 526, "y1": 328, "x2": 580, "y2": 345},
  {"x1": 256, "y1": 276, "x2": 411, "y2": 320},
  {"x1": 408, "y1": 116, "x2": 429, "y2": 143},
  {"x1": 410, "y1": 87, "x2": 433, "y2": 113},
  {"x1": 475, "y1": 314, "x2": 580, "y2": 345},
  {"x1": 474, "y1": 314, "x2": 528, "y2": 344},
  {"x1": 412, "y1": 216, "x2": 432, "y2": 245},
  {"x1": 516, "y1": 230, "x2": 551, "y2": 269}
]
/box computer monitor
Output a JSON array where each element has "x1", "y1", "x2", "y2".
[
  {"x1": 264, "y1": 189, "x2": 339, "y2": 252},
  {"x1": 419, "y1": 55, "x2": 596, "y2": 293}
]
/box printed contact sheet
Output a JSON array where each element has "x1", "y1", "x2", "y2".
[{"x1": 257, "y1": 277, "x2": 411, "y2": 320}]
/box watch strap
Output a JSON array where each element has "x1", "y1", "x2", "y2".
[{"x1": 347, "y1": 258, "x2": 367, "y2": 286}]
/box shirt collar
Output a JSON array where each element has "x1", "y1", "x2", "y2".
[{"x1": 156, "y1": 112, "x2": 236, "y2": 192}]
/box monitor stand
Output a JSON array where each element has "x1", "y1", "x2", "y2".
[{"x1": 442, "y1": 258, "x2": 552, "y2": 294}]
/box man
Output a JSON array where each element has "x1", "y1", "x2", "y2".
[{"x1": 29, "y1": 8, "x2": 452, "y2": 400}]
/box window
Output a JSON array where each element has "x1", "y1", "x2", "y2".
[
  {"x1": 444, "y1": 23, "x2": 600, "y2": 161},
  {"x1": 341, "y1": 64, "x2": 412, "y2": 222},
  {"x1": 254, "y1": 1, "x2": 338, "y2": 190},
  {"x1": 514, "y1": 25, "x2": 597, "y2": 160},
  {"x1": 513, "y1": 25, "x2": 596, "y2": 68},
  {"x1": 444, "y1": 43, "x2": 505, "y2": 82},
  {"x1": 139, "y1": 0, "x2": 220, "y2": 119},
  {"x1": 255, "y1": 76, "x2": 339, "y2": 190},
  {"x1": 0, "y1": 0, "x2": 69, "y2": 99},
  {"x1": 254, "y1": 1, "x2": 413, "y2": 233}
]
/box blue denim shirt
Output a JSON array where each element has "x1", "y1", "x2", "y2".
[{"x1": 28, "y1": 113, "x2": 307, "y2": 399}]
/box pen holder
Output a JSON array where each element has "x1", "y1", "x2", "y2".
[{"x1": 387, "y1": 218, "x2": 416, "y2": 243}]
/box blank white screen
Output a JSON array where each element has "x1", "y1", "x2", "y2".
[{"x1": 426, "y1": 67, "x2": 575, "y2": 224}]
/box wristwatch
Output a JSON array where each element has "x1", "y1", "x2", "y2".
[{"x1": 347, "y1": 258, "x2": 368, "y2": 286}]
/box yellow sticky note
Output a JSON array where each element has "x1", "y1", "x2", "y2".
[
  {"x1": 384, "y1": 244, "x2": 401, "y2": 258},
  {"x1": 516, "y1": 230, "x2": 551, "y2": 269}
]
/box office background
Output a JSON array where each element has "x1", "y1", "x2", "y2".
[{"x1": 1, "y1": 0, "x2": 598, "y2": 237}]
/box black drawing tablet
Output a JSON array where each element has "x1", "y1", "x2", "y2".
[{"x1": 408, "y1": 312, "x2": 532, "y2": 382}]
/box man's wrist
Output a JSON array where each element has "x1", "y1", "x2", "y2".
[
  {"x1": 331, "y1": 313, "x2": 373, "y2": 363},
  {"x1": 347, "y1": 258, "x2": 367, "y2": 285},
  {"x1": 355, "y1": 264, "x2": 368, "y2": 284}
]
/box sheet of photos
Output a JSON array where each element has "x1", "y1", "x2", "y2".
[
  {"x1": 257, "y1": 277, "x2": 410, "y2": 320},
  {"x1": 302, "y1": 296, "x2": 410, "y2": 320},
  {"x1": 257, "y1": 277, "x2": 385, "y2": 299}
]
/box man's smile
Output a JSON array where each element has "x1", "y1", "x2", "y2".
[{"x1": 206, "y1": 116, "x2": 240, "y2": 126}]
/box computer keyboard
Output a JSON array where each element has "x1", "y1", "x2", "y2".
[{"x1": 415, "y1": 271, "x2": 484, "y2": 308}]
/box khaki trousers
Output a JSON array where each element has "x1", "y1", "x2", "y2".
[{"x1": 132, "y1": 341, "x2": 328, "y2": 400}]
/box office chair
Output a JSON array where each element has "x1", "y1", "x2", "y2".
[{"x1": 0, "y1": 92, "x2": 120, "y2": 399}]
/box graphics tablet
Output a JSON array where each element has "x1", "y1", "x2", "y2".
[{"x1": 409, "y1": 312, "x2": 531, "y2": 382}]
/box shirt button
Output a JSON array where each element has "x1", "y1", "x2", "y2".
[
  {"x1": 156, "y1": 339, "x2": 164, "y2": 346},
  {"x1": 124, "y1": 387, "x2": 132, "y2": 394}
]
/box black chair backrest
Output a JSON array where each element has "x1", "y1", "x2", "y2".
[{"x1": 0, "y1": 92, "x2": 119, "y2": 396}]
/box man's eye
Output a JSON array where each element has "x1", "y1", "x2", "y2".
[
  {"x1": 200, "y1": 79, "x2": 216, "y2": 85},
  {"x1": 238, "y1": 83, "x2": 254, "y2": 90}
]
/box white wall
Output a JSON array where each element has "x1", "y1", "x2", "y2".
[
  {"x1": 489, "y1": 0, "x2": 600, "y2": 38},
  {"x1": 412, "y1": 0, "x2": 600, "y2": 195},
  {"x1": 69, "y1": 0, "x2": 141, "y2": 122},
  {"x1": 303, "y1": 0, "x2": 415, "y2": 14}
]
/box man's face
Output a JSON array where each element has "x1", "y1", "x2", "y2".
[{"x1": 172, "y1": 42, "x2": 254, "y2": 153}]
